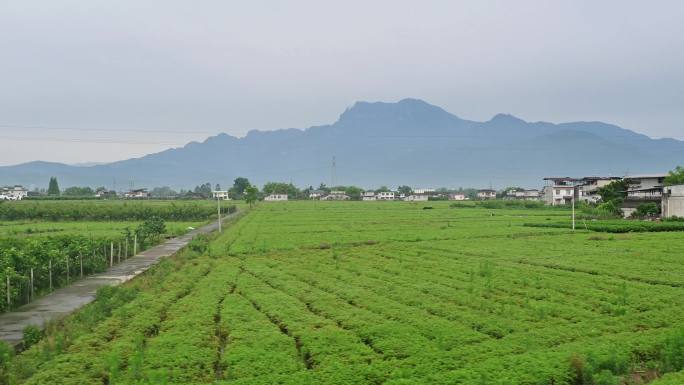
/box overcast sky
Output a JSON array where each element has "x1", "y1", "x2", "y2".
[{"x1": 1, "y1": 1, "x2": 683, "y2": 166}]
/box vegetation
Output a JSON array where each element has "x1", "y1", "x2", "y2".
[
  {"x1": 0, "y1": 200, "x2": 235, "y2": 221},
  {"x1": 3, "y1": 201, "x2": 684, "y2": 384},
  {"x1": 46, "y1": 177, "x2": 60, "y2": 197},
  {"x1": 664, "y1": 166, "x2": 684, "y2": 186}
]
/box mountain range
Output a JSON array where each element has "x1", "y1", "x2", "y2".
[{"x1": 1, "y1": 98, "x2": 682, "y2": 190}]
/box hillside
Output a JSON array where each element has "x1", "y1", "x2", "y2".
[{"x1": 1, "y1": 98, "x2": 682, "y2": 189}]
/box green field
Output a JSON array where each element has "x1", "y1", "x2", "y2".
[{"x1": 5, "y1": 201, "x2": 684, "y2": 384}]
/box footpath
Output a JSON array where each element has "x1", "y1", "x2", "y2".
[{"x1": 0, "y1": 211, "x2": 239, "y2": 346}]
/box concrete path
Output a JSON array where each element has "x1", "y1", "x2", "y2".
[{"x1": 0, "y1": 212, "x2": 240, "y2": 346}]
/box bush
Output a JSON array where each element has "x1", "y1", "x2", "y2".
[
  {"x1": 0, "y1": 340, "x2": 13, "y2": 384},
  {"x1": 22, "y1": 325, "x2": 43, "y2": 349},
  {"x1": 632, "y1": 202, "x2": 660, "y2": 218}
]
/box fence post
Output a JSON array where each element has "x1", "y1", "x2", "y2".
[
  {"x1": 6, "y1": 275, "x2": 10, "y2": 309},
  {"x1": 30, "y1": 268, "x2": 34, "y2": 302},
  {"x1": 110, "y1": 242, "x2": 114, "y2": 267},
  {"x1": 117, "y1": 243, "x2": 121, "y2": 264},
  {"x1": 133, "y1": 234, "x2": 137, "y2": 256},
  {"x1": 124, "y1": 241, "x2": 128, "y2": 260},
  {"x1": 49, "y1": 259, "x2": 53, "y2": 291},
  {"x1": 66, "y1": 257, "x2": 70, "y2": 284},
  {"x1": 80, "y1": 254, "x2": 83, "y2": 278}
]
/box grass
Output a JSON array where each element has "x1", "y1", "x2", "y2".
[{"x1": 5, "y1": 201, "x2": 684, "y2": 384}]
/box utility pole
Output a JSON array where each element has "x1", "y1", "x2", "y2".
[
  {"x1": 217, "y1": 193, "x2": 222, "y2": 233},
  {"x1": 331, "y1": 156, "x2": 337, "y2": 187},
  {"x1": 572, "y1": 186, "x2": 576, "y2": 231}
]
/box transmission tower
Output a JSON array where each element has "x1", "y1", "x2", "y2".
[{"x1": 331, "y1": 156, "x2": 337, "y2": 187}]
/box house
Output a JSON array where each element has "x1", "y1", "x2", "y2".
[
  {"x1": 449, "y1": 193, "x2": 467, "y2": 201},
  {"x1": 542, "y1": 178, "x2": 578, "y2": 206},
  {"x1": 0, "y1": 185, "x2": 28, "y2": 200},
  {"x1": 621, "y1": 174, "x2": 667, "y2": 217},
  {"x1": 578, "y1": 176, "x2": 621, "y2": 203},
  {"x1": 95, "y1": 187, "x2": 117, "y2": 198},
  {"x1": 309, "y1": 190, "x2": 326, "y2": 200},
  {"x1": 361, "y1": 191, "x2": 376, "y2": 201},
  {"x1": 405, "y1": 194, "x2": 429, "y2": 202},
  {"x1": 376, "y1": 191, "x2": 395, "y2": 201},
  {"x1": 124, "y1": 188, "x2": 150, "y2": 199},
  {"x1": 662, "y1": 185, "x2": 684, "y2": 218},
  {"x1": 212, "y1": 190, "x2": 231, "y2": 200},
  {"x1": 505, "y1": 189, "x2": 540, "y2": 201},
  {"x1": 413, "y1": 188, "x2": 435, "y2": 195},
  {"x1": 323, "y1": 191, "x2": 350, "y2": 200},
  {"x1": 264, "y1": 194, "x2": 288, "y2": 201},
  {"x1": 476, "y1": 189, "x2": 496, "y2": 200}
]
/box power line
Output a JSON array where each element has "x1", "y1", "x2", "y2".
[{"x1": 0, "y1": 135, "x2": 184, "y2": 146}]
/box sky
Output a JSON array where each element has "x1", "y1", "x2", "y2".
[{"x1": 1, "y1": 0, "x2": 683, "y2": 166}]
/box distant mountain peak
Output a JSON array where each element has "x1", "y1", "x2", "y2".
[
  {"x1": 489, "y1": 113, "x2": 526, "y2": 125},
  {"x1": 336, "y1": 98, "x2": 458, "y2": 127}
]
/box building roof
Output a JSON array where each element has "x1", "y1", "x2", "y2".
[
  {"x1": 624, "y1": 173, "x2": 668, "y2": 179},
  {"x1": 478, "y1": 189, "x2": 496, "y2": 193},
  {"x1": 543, "y1": 177, "x2": 578, "y2": 182},
  {"x1": 580, "y1": 176, "x2": 621, "y2": 181}
]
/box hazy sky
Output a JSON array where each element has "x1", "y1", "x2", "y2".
[{"x1": 1, "y1": 1, "x2": 683, "y2": 166}]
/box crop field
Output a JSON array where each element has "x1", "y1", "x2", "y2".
[
  {"x1": 4, "y1": 201, "x2": 684, "y2": 384},
  {"x1": 0, "y1": 200, "x2": 237, "y2": 313}
]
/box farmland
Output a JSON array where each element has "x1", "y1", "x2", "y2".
[
  {"x1": 0, "y1": 200, "x2": 237, "y2": 313},
  {"x1": 4, "y1": 201, "x2": 684, "y2": 384}
]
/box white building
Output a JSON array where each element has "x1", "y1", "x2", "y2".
[
  {"x1": 264, "y1": 194, "x2": 288, "y2": 201},
  {"x1": 624, "y1": 174, "x2": 667, "y2": 200},
  {"x1": 361, "y1": 191, "x2": 376, "y2": 201},
  {"x1": 376, "y1": 191, "x2": 395, "y2": 200},
  {"x1": 663, "y1": 185, "x2": 684, "y2": 218},
  {"x1": 542, "y1": 178, "x2": 578, "y2": 206},
  {"x1": 212, "y1": 190, "x2": 231, "y2": 200},
  {"x1": 0, "y1": 185, "x2": 28, "y2": 200},
  {"x1": 578, "y1": 177, "x2": 621, "y2": 203},
  {"x1": 413, "y1": 188, "x2": 435, "y2": 195},
  {"x1": 476, "y1": 189, "x2": 496, "y2": 200},
  {"x1": 124, "y1": 189, "x2": 150, "y2": 199},
  {"x1": 309, "y1": 190, "x2": 325, "y2": 199},
  {"x1": 405, "y1": 194, "x2": 429, "y2": 202},
  {"x1": 323, "y1": 191, "x2": 350, "y2": 200},
  {"x1": 449, "y1": 193, "x2": 467, "y2": 201},
  {"x1": 505, "y1": 189, "x2": 540, "y2": 201}
]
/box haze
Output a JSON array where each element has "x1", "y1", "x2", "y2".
[{"x1": 1, "y1": 0, "x2": 683, "y2": 166}]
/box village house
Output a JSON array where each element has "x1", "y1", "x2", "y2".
[
  {"x1": 662, "y1": 184, "x2": 684, "y2": 218},
  {"x1": 578, "y1": 176, "x2": 621, "y2": 203},
  {"x1": 361, "y1": 191, "x2": 376, "y2": 201},
  {"x1": 308, "y1": 190, "x2": 325, "y2": 199},
  {"x1": 404, "y1": 193, "x2": 429, "y2": 202},
  {"x1": 376, "y1": 191, "x2": 395, "y2": 201},
  {"x1": 542, "y1": 178, "x2": 578, "y2": 206},
  {"x1": 504, "y1": 188, "x2": 540, "y2": 201},
  {"x1": 621, "y1": 174, "x2": 667, "y2": 217},
  {"x1": 264, "y1": 194, "x2": 288, "y2": 201},
  {"x1": 0, "y1": 185, "x2": 28, "y2": 200},
  {"x1": 476, "y1": 189, "x2": 496, "y2": 200},
  {"x1": 322, "y1": 190, "x2": 350, "y2": 200},
  {"x1": 212, "y1": 190, "x2": 231, "y2": 200},
  {"x1": 124, "y1": 188, "x2": 150, "y2": 199},
  {"x1": 413, "y1": 188, "x2": 435, "y2": 195},
  {"x1": 448, "y1": 193, "x2": 467, "y2": 201}
]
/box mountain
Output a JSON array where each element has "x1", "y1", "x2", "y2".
[{"x1": 1, "y1": 98, "x2": 682, "y2": 189}]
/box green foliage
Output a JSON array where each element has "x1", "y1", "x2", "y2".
[
  {"x1": 596, "y1": 180, "x2": 628, "y2": 204},
  {"x1": 397, "y1": 185, "x2": 413, "y2": 196},
  {"x1": 229, "y1": 177, "x2": 251, "y2": 199},
  {"x1": 137, "y1": 216, "x2": 166, "y2": 242},
  {"x1": 664, "y1": 166, "x2": 684, "y2": 186},
  {"x1": 62, "y1": 186, "x2": 94, "y2": 197},
  {"x1": 262, "y1": 182, "x2": 299, "y2": 198},
  {"x1": 0, "y1": 340, "x2": 13, "y2": 384},
  {"x1": 244, "y1": 186, "x2": 259, "y2": 207},
  {"x1": 633, "y1": 202, "x2": 660, "y2": 218},
  {"x1": 662, "y1": 327, "x2": 684, "y2": 373},
  {"x1": 47, "y1": 177, "x2": 60, "y2": 196},
  {"x1": 22, "y1": 325, "x2": 43, "y2": 350}
]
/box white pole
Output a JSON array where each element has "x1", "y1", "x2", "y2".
[
  {"x1": 30, "y1": 268, "x2": 34, "y2": 301},
  {"x1": 6, "y1": 275, "x2": 9, "y2": 308},
  {"x1": 133, "y1": 234, "x2": 137, "y2": 256},
  {"x1": 572, "y1": 192, "x2": 576, "y2": 231},
  {"x1": 110, "y1": 242, "x2": 114, "y2": 267},
  {"x1": 49, "y1": 259, "x2": 53, "y2": 291},
  {"x1": 217, "y1": 195, "x2": 222, "y2": 233}
]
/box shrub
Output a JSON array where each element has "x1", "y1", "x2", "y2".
[
  {"x1": 633, "y1": 202, "x2": 660, "y2": 218},
  {"x1": 22, "y1": 325, "x2": 43, "y2": 350}
]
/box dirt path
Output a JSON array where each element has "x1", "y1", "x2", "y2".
[{"x1": 0, "y1": 211, "x2": 240, "y2": 346}]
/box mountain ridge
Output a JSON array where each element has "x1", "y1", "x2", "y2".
[{"x1": 1, "y1": 99, "x2": 682, "y2": 189}]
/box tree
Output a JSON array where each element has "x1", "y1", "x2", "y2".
[
  {"x1": 375, "y1": 186, "x2": 390, "y2": 193},
  {"x1": 150, "y1": 186, "x2": 178, "y2": 198},
  {"x1": 47, "y1": 177, "x2": 60, "y2": 196},
  {"x1": 597, "y1": 180, "x2": 628, "y2": 203},
  {"x1": 63, "y1": 186, "x2": 94, "y2": 196},
  {"x1": 193, "y1": 182, "x2": 212, "y2": 198},
  {"x1": 262, "y1": 182, "x2": 299, "y2": 198},
  {"x1": 665, "y1": 166, "x2": 684, "y2": 186},
  {"x1": 244, "y1": 186, "x2": 259, "y2": 207},
  {"x1": 229, "y1": 177, "x2": 251, "y2": 199},
  {"x1": 344, "y1": 186, "x2": 363, "y2": 200},
  {"x1": 397, "y1": 185, "x2": 413, "y2": 196},
  {"x1": 215, "y1": 183, "x2": 222, "y2": 192}
]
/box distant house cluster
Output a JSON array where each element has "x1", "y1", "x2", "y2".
[
  {"x1": 0, "y1": 185, "x2": 28, "y2": 200},
  {"x1": 541, "y1": 174, "x2": 684, "y2": 218}
]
